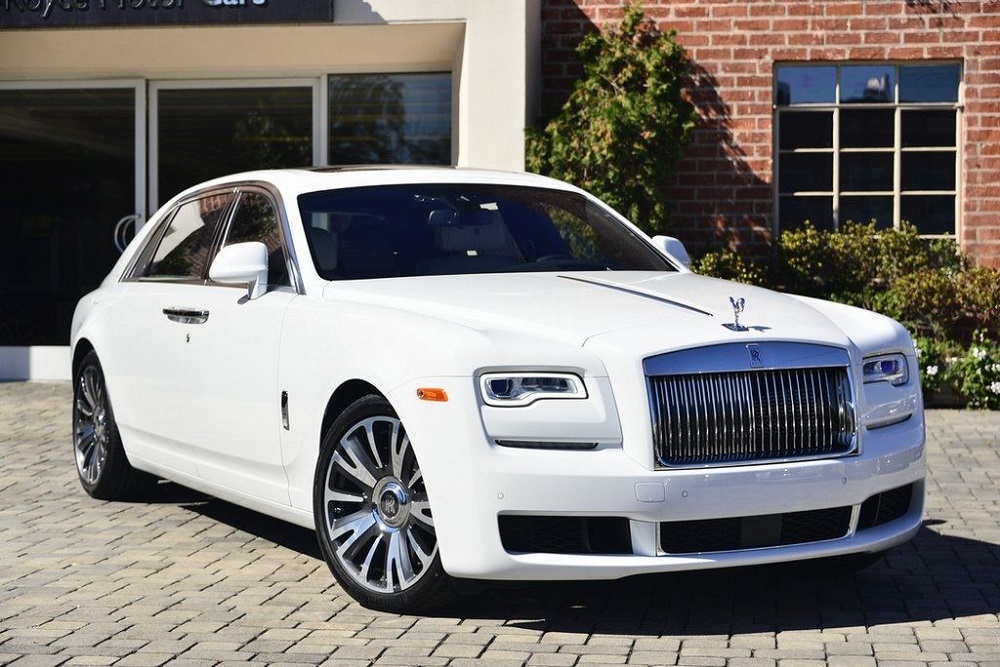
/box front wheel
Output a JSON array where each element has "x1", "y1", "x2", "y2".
[{"x1": 314, "y1": 394, "x2": 454, "y2": 613}]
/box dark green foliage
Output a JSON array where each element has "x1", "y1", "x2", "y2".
[
  {"x1": 693, "y1": 223, "x2": 1000, "y2": 408},
  {"x1": 526, "y1": 3, "x2": 698, "y2": 235}
]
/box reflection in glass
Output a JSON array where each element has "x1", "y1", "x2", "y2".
[
  {"x1": 158, "y1": 87, "x2": 313, "y2": 205},
  {"x1": 902, "y1": 152, "x2": 956, "y2": 191},
  {"x1": 778, "y1": 196, "x2": 834, "y2": 230},
  {"x1": 902, "y1": 110, "x2": 956, "y2": 147},
  {"x1": 0, "y1": 88, "x2": 136, "y2": 345},
  {"x1": 224, "y1": 192, "x2": 289, "y2": 287},
  {"x1": 146, "y1": 196, "x2": 233, "y2": 280},
  {"x1": 329, "y1": 73, "x2": 451, "y2": 165},
  {"x1": 776, "y1": 67, "x2": 836, "y2": 105},
  {"x1": 778, "y1": 153, "x2": 833, "y2": 193},
  {"x1": 841, "y1": 109, "x2": 893, "y2": 148},
  {"x1": 840, "y1": 196, "x2": 893, "y2": 229},
  {"x1": 840, "y1": 153, "x2": 893, "y2": 192},
  {"x1": 902, "y1": 195, "x2": 955, "y2": 235},
  {"x1": 841, "y1": 66, "x2": 893, "y2": 104},
  {"x1": 899, "y1": 65, "x2": 960, "y2": 103},
  {"x1": 778, "y1": 111, "x2": 833, "y2": 149}
]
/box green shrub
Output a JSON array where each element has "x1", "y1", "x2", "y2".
[
  {"x1": 526, "y1": 3, "x2": 698, "y2": 235},
  {"x1": 940, "y1": 332, "x2": 1000, "y2": 410},
  {"x1": 693, "y1": 222, "x2": 1000, "y2": 408},
  {"x1": 690, "y1": 247, "x2": 766, "y2": 285}
]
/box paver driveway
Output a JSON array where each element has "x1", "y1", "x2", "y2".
[{"x1": 1, "y1": 381, "x2": 998, "y2": 666}]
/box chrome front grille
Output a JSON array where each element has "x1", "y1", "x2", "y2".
[{"x1": 648, "y1": 365, "x2": 856, "y2": 468}]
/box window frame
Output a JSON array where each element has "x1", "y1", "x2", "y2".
[
  {"x1": 125, "y1": 183, "x2": 304, "y2": 295},
  {"x1": 126, "y1": 188, "x2": 237, "y2": 284},
  {"x1": 774, "y1": 61, "x2": 963, "y2": 237}
]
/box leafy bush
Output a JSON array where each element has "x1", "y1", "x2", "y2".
[
  {"x1": 526, "y1": 3, "x2": 698, "y2": 235},
  {"x1": 947, "y1": 332, "x2": 1000, "y2": 410},
  {"x1": 695, "y1": 222, "x2": 1000, "y2": 408},
  {"x1": 690, "y1": 247, "x2": 766, "y2": 285}
]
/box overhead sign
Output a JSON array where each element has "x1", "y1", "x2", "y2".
[{"x1": 0, "y1": 0, "x2": 333, "y2": 29}]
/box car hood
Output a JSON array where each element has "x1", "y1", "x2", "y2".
[{"x1": 323, "y1": 272, "x2": 867, "y2": 357}]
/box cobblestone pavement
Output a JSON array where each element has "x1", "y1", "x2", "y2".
[{"x1": 1, "y1": 381, "x2": 999, "y2": 667}]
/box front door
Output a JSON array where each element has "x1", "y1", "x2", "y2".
[{"x1": 182, "y1": 189, "x2": 297, "y2": 505}]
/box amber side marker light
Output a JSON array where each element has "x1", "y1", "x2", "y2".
[{"x1": 416, "y1": 388, "x2": 449, "y2": 402}]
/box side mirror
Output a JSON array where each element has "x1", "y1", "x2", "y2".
[
  {"x1": 209, "y1": 242, "x2": 269, "y2": 300},
  {"x1": 651, "y1": 235, "x2": 692, "y2": 270}
]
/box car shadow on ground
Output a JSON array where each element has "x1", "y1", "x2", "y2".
[{"x1": 157, "y1": 482, "x2": 998, "y2": 634}]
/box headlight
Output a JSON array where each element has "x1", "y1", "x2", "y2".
[
  {"x1": 480, "y1": 372, "x2": 587, "y2": 407},
  {"x1": 862, "y1": 353, "x2": 909, "y2": 386}
]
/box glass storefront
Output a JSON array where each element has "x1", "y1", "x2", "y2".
[
  {"x1": 0, "y1": 73, "x2": 452, "y2": 347},
  {"x1": 156, "y1": 85, "x2": 314, "y2": 205},
  {"x1": 0, "y1": 87, "x2": 137, "y2": 345},
  {"x1": 329, "y1": 73, "x2": 451, "y2": 165}
]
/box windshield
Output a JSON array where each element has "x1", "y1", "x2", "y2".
[{"x1": 298, "y1": 183, "x2": 675, "y2": 280}]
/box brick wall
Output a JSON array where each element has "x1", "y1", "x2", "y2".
[{"x1": 540, "y1": 0, "x2": 1000, "y2": 267}]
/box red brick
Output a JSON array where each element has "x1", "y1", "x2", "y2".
[{"x1": 539, "y1": 0, "x2": 1000, "y2": 265}]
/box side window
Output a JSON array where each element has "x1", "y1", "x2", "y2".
[
  {"x1": 143, "y1": 194, "x2": 233, "y2": 280},
  {"x1": 222, "y1": 191, "x2": 290, "y2": 287}
]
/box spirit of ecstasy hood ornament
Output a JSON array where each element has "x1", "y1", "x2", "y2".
[{"x1": 724, "y1": 296, "x2": 747, "y2": 332}]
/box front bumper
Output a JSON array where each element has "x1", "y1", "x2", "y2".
[{"x1": 389, "y1": 379, "x2": 926, "y2": 581}]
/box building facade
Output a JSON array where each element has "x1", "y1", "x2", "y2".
[
  {"x1": 0, "y1": 0, "x2": 540, "y2": 378},
  {"x1": 2, "y1": 0, "x2": 998, "y2": 379},
  {"x1": 542, "y1": 0, "x2": 1000, "y2": 265}
]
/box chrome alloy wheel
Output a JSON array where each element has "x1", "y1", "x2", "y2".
[
  {"x1": 74, "y1": 364, "x2": 110, "y2": 486},
  {"x1": 322, "y1": 415, "x2": 437, "y2": 594}
]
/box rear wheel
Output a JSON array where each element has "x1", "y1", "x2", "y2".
[
  {"x1": 314, "y1": 394, "x2": 454, "y2": 613},
  {"x1": 73, "y1": 350, "x2": 154, "y2": 500}
]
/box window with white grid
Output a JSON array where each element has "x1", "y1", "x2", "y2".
[{"x1": 775, "y1": 63, "x2": 961, "y2": 236}]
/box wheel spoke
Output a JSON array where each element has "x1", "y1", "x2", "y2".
[
  {"x1": 330, "y1": 507, "x2": 376, "y2": 538},
  {"x1": 390, "y1": 425, "x2": 409, "y2": 479},
  {"x1": 333, "y1": 432, "x2": 380, "y2": 492},
  {"x1": 325, "y1": 488, "x2": 365, "y2": 504},
  {"x1": 331, "y1": 509, "x2": 379, "y2": 558},
  {"x1": 410, "y1": 497, "x2": 434, "y2": 529},
  {"x1": 363, "y1": 420, "x2": 386, "y2": 470},
  {"x1": 88, "y1": 452, "x2": 104, "y2": 485},
  {"x1": 406, "y1": 528, "x2": 434, "y2": 569},
  {"x1": 357, "y1": 533, "x2": 386, "y2": 589},
  {"x1": 76, "y1": 392, "x2": 95, "y2": 419},
  {"x1": 81, "y1": 369, "x2": 101, "y2": 413},
  {"x1": 78, "y1": 431, "x2": 96, "y2": 461},
  {"x1": 386, "y1": 530, "x2": 415, "y2": 587}
]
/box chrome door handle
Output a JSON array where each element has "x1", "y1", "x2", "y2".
[{"x1": 162, "y1": 307, "x2": 210, "y2": 325}]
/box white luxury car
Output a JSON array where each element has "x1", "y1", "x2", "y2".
[{"x1": 72, "y1": 167, "x2": 925, "y2": 612}]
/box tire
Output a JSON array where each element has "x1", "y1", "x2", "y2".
[
  {"x1": 73, "y1": 351, "x2": 154, "y2": 500},
  {"x1": 314, "y1": 394, "x2": 454, "y2": 613}
]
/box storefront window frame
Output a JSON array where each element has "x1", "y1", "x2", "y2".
[
  {"x1": 149, "y1": 78, "x2": 323, "y2": 211},
  {"x1": 0, "y1": 78, "x2": 148, "y2": 228}
]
